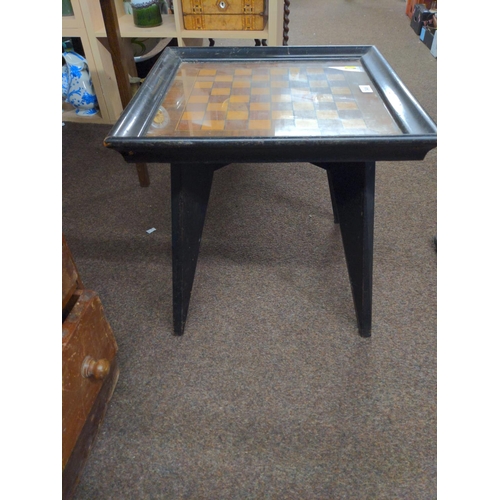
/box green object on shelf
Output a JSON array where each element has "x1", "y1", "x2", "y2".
[
  {"x1": 131, "y1": 1, "x2": 163, "y2": 28},
  {"x1": 62, "y1": 0, "x2": 74, "y2": 16}
]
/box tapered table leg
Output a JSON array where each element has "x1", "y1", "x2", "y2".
[
  {"x1": 170, "y1": 163, "x2": 225, "y2": 335},
  {"x1": 326, "y1": 169, "x2": 340, "y2": 224},
  {"x1": 316, "y1": 161, "x2": 376, "y2": 337}
]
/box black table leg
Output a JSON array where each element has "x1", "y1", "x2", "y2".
[
  {"x1": 326, "y1": 169, "x2": 340, "y2": 224},
  {"x1": 171, "y1": 163, "x2": 217, "y2": 335},
  {"x1": 315, "y1": 161, "x2": 376, "y2": 337},
  {"x1": 171, "y1": 163, "x2": 229, "y2": 335},
  {"x1": 171, "y1": 160, "x2": 375, "y2": 337}
]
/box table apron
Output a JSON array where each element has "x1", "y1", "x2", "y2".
[{"x1": 113, "y1": 139, "x2": 436, "y2": 165}]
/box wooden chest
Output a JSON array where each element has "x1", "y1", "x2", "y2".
[
  {"x1": 62, "y1": 236, "x2": 119, "y2": 499},
  {"x1": 181, "y1": 0, "x2": 266, "y2": 31}
]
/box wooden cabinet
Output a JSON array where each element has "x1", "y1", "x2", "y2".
[
  {"x1": 62, "y1": 0, "x2": 286, "y2": 124},
  {"x1": 62, "y1": 236, "x2": 119, "y2": 499},
  {"x1": 181, "y1": 0, "x2": 267, "y2": 30}
]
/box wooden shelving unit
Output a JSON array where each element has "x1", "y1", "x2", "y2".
[{"x1": 62, "y1": 0, "x2": 285, "y2": 124}]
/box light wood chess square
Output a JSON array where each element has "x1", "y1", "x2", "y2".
[{"x1": 249, "y1": 120, "x2": 271, "y2": 130}]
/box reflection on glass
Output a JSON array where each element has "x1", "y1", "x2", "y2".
[
  {"x1": 62, "y1": 0, "x2": 74, "y2": 16},
  {"x1": 146, "y1": 60, "x2": 402, "y2": 138}
]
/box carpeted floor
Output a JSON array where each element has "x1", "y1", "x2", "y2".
[{"x1": 62, "y1": 1, "x2": 437, "y2": 498}]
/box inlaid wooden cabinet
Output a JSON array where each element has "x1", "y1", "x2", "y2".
[{"x1": 181, "y1": 0, "x2": 267, "y2": 30}]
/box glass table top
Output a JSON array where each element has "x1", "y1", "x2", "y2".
[{"x1": 145, "y1": 60, "x2": 403, "y2": 138}]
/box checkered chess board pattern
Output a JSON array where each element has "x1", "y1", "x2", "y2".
[{"x1": 146, "y1": 61, "x2": 402, "y2": 137}]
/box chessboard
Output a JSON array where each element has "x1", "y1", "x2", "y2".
[{"x1": 146, "y1": 60, "x2": 402, "y2": 138}]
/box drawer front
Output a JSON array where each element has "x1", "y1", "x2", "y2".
[
  {"x1": 62, "y1": 290, "x2": 118, "y2": 470},
  {"x1": 183, "y1": 13, "x2": 265, "y2": 30},
  {"x1": 181, "y1": 0, "x2": 266, "y2": 15}
]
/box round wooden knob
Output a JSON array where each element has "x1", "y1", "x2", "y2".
[{"x1": 81, "y1": 356, "x2": 110, "y2": 380}]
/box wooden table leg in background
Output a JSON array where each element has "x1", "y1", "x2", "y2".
[
  {"x1": 135, "y1": 163, "x2": 150, "y2": 187},
  {"x1": 283, "y1": 0, "x2": 290, "y2": 45},
  {"x1": 99, "y1": 0, "x2": 150, "y2": 187}
]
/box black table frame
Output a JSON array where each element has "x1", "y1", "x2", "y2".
[{"x1": 105, "y1": 45, "x2": 437, "y2": 337}]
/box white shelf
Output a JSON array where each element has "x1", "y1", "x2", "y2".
[
  {"x1": 62, "y1": 15, "x2": 79, "y2": 32},
  {"x1": 94, "y1": 14, "x2": 177, "y2": 38},
  {"x1": 63, "y1": 108, "x2": 105, "y2": 124},
  {"x1": 63, "y1": 0, "x2": 285, "y2": 124}
]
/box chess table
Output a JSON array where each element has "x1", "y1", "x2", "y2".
[{"x1": 104, "y1": 45, "x2": 437, "y2": 337}]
